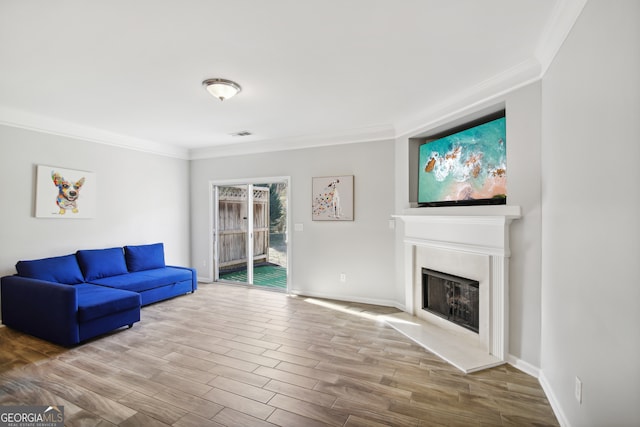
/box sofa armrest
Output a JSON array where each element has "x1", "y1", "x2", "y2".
[
  {"x1": 166, "y1": 266, "x2": 198, "y2": 292},
  {"x1": 1, "y1": 275, "x2": 79, "y2": 346}
]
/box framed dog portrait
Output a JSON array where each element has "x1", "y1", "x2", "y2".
[
  {"x1": 312, "y1": 175, "x2": 354, "y2": 221},
  {"x1": 35, "y1": 165, "x2": 97, "y2": 218}
]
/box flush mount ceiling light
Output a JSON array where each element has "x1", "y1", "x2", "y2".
[{"x1": 202, "y1": 78, "x2": 242, "y2": 101}]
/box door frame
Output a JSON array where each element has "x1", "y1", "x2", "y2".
[{"x1": 208, "y1": 176, "x2": 291, "y2": 292}]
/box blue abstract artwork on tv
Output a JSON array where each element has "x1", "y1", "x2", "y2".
[{"x1": 418, "y1": 116, "x2": 506, "y2": 206}]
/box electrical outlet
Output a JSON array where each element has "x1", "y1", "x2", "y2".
[
  {"x1": 340, "y1": 273, "x2": 346, "y2": 283},
  {"x1": 575, "y1": 376, "x2": 582, "y2": 404}
]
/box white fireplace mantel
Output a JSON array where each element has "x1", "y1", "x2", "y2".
[
  {"x1": 387, "y1": 205, "x2": 521, "y2": 373},
  {"x1": 395, "y1": 205, "x2": 521, "y2": 256}
]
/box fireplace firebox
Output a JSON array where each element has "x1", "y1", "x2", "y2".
[{"x1": 422, "y1": 268, "x2": 479, "y2": 333}]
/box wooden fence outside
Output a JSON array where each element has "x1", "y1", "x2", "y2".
[{"x1": 217, "y1": 186, "x2": 270, "y2": 271}]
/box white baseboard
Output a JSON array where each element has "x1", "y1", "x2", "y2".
[
  {"x1": 539, "y1": 371, "x2": 571, "y2": 427},
  {"x1": 506, "y1": 354, "x2": 540, "y2": 378},
  {"x1": 288, "y1": 289, "x2": 398, "y2": 309},
  {"x1": 392, "y1": 301, "x2": 406, "y2": 312},
  {"x1": 507, "y1": 356, "x2": 568, "y2": 427}
]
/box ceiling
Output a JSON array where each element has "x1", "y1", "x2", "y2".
[{"x1": 0, "y1": 1, "x2": 582, "y2": 159}]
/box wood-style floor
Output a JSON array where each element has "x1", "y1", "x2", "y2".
[{"x1": 0, "y1": 283, "x2": 559, "y2": 426}]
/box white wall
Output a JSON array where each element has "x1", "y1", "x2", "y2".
[
  {"x1": 190, "y1": 139, "x2": 397, "y2": 306},
  {"x1": 540, "y1": 1, "x2": 640, "y2": 425},
  {"x1": 0, "y1": 125, "x2": 191, "y2": 282},
  {"x1": 505, "y1": 83, "x2": 543, "y2": 369},
  {"x1": 394, "y1": 82, "x2": 544, "y2": 369}
]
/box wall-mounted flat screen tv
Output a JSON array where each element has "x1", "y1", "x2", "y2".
[{"x1": 418, "y1": 114, "x2": 506, "y2": 207}]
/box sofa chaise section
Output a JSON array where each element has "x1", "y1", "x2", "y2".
[{"x1": 1, "y1": 254, "x2": 141, "y2": 346}]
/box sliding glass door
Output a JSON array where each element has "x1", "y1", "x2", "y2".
[{"x1": 212, "y1": 179, "x2": 288, "y2": 291}]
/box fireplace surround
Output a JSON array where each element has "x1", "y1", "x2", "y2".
[{"x1": 388, "y1": 205, "x2": 521, "y2": 373}]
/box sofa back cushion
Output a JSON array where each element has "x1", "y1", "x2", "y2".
[
  {"x1": 76, "y1": 247, "x2": 128, "y2": 281},
  {"x1": 124, "y1": 243, "x2": 166, "y2": 272},
  {"x1": 16, "y1": 254, "x2": 85, "y2": 284}
]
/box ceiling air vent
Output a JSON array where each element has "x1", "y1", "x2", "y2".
[{"x1": 230, "y1": 131, "x2": 252, "y2": 137}]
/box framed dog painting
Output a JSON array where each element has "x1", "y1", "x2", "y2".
[
  {"x1": 35, "y1": 165, "x2": 96, "y2": 218},
  {"x1": 312, "y1": 175, "x2": 354, "y2": 221}
]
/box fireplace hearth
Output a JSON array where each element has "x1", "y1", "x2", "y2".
[{"x1": 422, "y1": 268, "x2": 479, "y2": 333}]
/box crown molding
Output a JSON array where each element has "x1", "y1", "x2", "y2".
[
  {"x1": 189, "y1": 124, "x2": 395, "y2": 160},
  {"x1": 394, "y1": 58, "x2": 541, "y2": 140},
  {"x1": 535, "y1": 0, "x2": 588, "y2": 76},
  {"x1": 393, "y1": 0, "x2": 587, "y2": 141},
  {"x1": 0, "y1": 106, "x2": 189, "y2": 160}
]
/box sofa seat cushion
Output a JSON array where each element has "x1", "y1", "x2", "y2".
[
  {"x1": 88, "y1": 267, "x2": 192, "y2": 293},
  {"x1": 124, "y1": 243, "x2": 165, "y2": 272},
  {"x1": 15, "y1": 254, "x2": 84, "y2": 284},
  {"x1": 77, "y1": 247, "x2": 128, "y2": 281},
  {"x1": 76, "y1": 284, "x2": 140, "y2": 323}
]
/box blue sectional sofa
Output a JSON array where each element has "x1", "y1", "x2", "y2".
[{"x1": 0, "y1": 243, "x2": 196, "y2": 346}]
